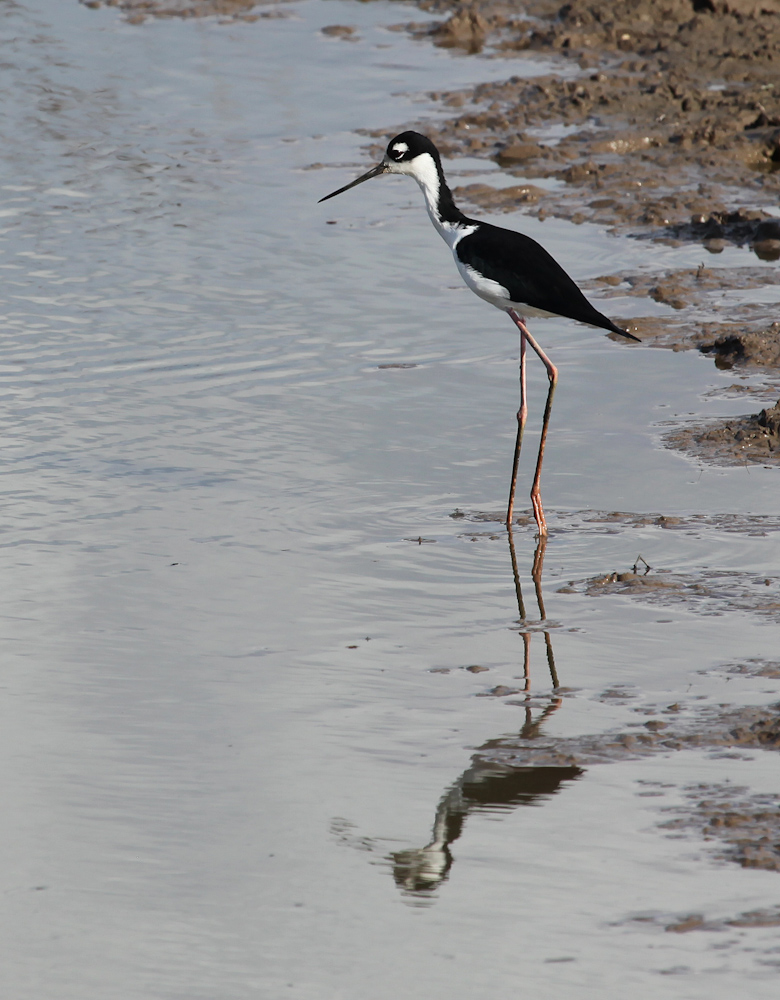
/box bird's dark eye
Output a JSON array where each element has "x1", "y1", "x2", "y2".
[{"x1": 390, "y1": 142, "x2": 409, "y2": 160}]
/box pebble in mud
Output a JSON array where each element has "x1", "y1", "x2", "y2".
[{"x1": 321, "y1": 25, "x2": 359, "y2": 41}]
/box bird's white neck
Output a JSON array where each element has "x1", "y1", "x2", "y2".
[{"x1": 401, "y1": 152, "x2": 473, "y2": 249}]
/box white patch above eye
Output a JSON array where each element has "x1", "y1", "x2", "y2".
[{"x1": 391, "y1": 142, "x2": 409, "y2": 156}]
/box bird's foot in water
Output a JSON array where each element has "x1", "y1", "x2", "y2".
[{"x1": 531, "y1": 492, "x2": 547, "y2": 538}]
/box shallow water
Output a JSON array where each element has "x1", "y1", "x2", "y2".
[{"x1": 1, "y1": 2, "x2": 779, "y2": 998}]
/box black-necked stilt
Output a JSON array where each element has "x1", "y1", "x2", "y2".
[{"x1": 320, "y1": 131, "x2": 639, "y2": 536}]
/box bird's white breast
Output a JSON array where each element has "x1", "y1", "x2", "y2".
[
  {"x1": 455, "y1": 257, "x2": 560, "y2": 318},
  {"x1": 455, "y1": 259, "x2": 511, "y2": 310}
]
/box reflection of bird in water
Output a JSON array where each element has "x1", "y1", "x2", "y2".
[
  {"x1": 391, "y1": 762, "x2": 581, "y2": 898},
  {"x1": 390, "y1": 529, "x2": 580, "y2": 900},
  {"x1": 320, "y1": 131, "x2": 638, "y2": 537}
]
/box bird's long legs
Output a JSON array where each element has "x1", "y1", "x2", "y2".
[
  {"x1": 505, "y1": 309, "x2": 559, "y2": 536},
  {"x1": 506, "y1": 329, "x2": 527, "y2": 529}
]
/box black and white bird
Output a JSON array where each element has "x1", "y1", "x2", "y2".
[{"x1": 320, "y1": 131, "x2": 638, "y2": 536}]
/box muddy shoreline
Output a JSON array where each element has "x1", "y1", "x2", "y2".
[
  {"x1": 83, "y1": 3, "x2": 780, "y2": 463},
  {"x1": 79, "y1": 0, "x2": 282, "y2": 21},
  {"x1": 451, "y1": 509, "x2": 780, "y2": 875},
  {"x1": 390, "y1": 0, "x2": 780, "y2": 465},
  {"x1": 405, "y1": 0, "x2": 780, "y2": 242}
]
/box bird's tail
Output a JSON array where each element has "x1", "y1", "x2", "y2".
[{"x1": 608, "y1": 319, "x2": 641, "y2": 342}]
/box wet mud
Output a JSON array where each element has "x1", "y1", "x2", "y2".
[
  {"x1": 560, "y1": 564, "x2": 780, "y2": 620},
  {"x1": 706, "y1": 657, "x2": 780, "y2": 678},
  {"x1": 589, "y1": 267, "x2": 780, "y2": 467},
  {"x1": 79, "y1": 0, "x2": 281, "y2": 21},
  {"x1": 661, "y1": 782, "x2": 780, "y2": 872},
  {"x1": 590, "y1": 265, "x2": 780, "y2": 352},
  {"x1": 456, "y1": 506, "x2": 780, "y2": 534},
  {"x1": 430, "y1": 513, "x2": 780, "y2": 879},
  {"x1": 470, "y1": 686, "x2": 780, "y2": 772},
  {"x1": 612, "y1": 901, "x2": 780, "y2": 977},
  {"x1": 340, "y1": 688, "x2": 780, "y2": 893},
  {"x1": 619, "y1": 902, "x2": 780, "y2": 931},
  {"x1": 399, "y1": 0, "x2": 780, "y2": 244},
  {"x1": 664, "y1": 396, "x2": 780, "y2": 464},
  {"x1": 461, "y1": 513, "x2": 780, "y2": 629},
  {"x1": 470, "y1": 694, "x2": 780, "y2": 871},
  {"x1": 371, "y1": 1, "x2": 780, "y2": 467},
  {"x1": 475, "y1": 698, "x2": 780, "y2": 770}
]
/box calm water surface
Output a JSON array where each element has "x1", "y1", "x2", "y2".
[{"x1": 1, "y1": 2, "x2": 779, "y2": 997}]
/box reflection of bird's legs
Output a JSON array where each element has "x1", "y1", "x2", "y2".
[
  {"x1": 531, "y1": 536, "x2": 559, "y2": 688},
  {"x1": 507, "y1": 527, "x2": 561, "y2": 695},
  {"x1": 521, "y1": 633, "x2": 531, "y2": 693},
  {"x1": 507, "y1": 520, "x2": 526, "y2": 620},
  {"x1": 508, "y1": 310, "x2": 559, "y2": 537},
  {"x1": 543, "y1": 631, "x2": 559, "y2": 691},
  {"x1": 531, "y1": 535, "x2": 548, "y2": 619},
  {"x1": 520, "y1": 694, "x2": 562, "y2": 740}
]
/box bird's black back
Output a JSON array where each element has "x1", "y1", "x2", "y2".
[{"x1": 456, "y1": 221, "x2": 627, "y2": 336}]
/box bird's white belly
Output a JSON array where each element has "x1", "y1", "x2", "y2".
[{"x1": 455, "y1": 259, "x2": 556, "y2": 318}]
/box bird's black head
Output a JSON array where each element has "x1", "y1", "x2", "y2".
[
  {"x1": 385, "y1": 131, "x2": 440, "y2": 166},
  {"x1": 317, "y1": 131, "x2": 443, "y2": 204}
]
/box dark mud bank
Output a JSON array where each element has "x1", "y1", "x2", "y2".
[
  {"x1": 402, "y1": 0, "x2": 780, "y2": 235},
  {"x1": 390, "y1": 0, "x2": 780, "y2": 465},
  {"x1": 79, "y1": 0, "x2": 277, "y2": 21}
]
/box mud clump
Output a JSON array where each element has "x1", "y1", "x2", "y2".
[
  {"x1": 561, "y1": 563, "x2": 780, "y2": 617},
  {"x1": 621, "y1": 904, "x2": 780, "y2": 933},
  {"x1": 79, "y1": 0, "x2": 273, "y2": 21},
  {"x1": 666, "y1": 211, "x2": 780, "y2": 259},
  {"x1": 706, "y1": 657, "x2": 780, "y2": 679},
  {"x1": 454, "y1": 693, "x2": 780, "y2": 877},
  {"x1": 665, "y1": 397, "x2": 780, "y2": 466},
  {"x1": 458, "y1": 507, "x2": 780, "y2": 535},
  {"x1": 700, "y1": 323, "x2": 780, "y2": 369},
  {"x1": 321, "y1": 25, "x2": 359, "y2": 41},
  {"x1": 476, "y1": 700, "x2": 780, "y2": 771},
  {"x1": 429, "y1": 7, "x2": 490, "y2": 53},
  {"x1": 760, "y1": 398, "x2": 780, "y2": 434},
  {"x1": 661, "y1": 783, "x2": 780, "y2": 871}
]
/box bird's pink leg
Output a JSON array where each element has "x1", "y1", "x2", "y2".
[
  {"x1": 505, "y1": 323, "x2": 527, "y2": 526},
  {"x1": 507, "y1": 310, "x2": 559, "y2": 537}
]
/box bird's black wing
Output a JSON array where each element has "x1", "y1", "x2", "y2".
[{"x1": 457, "y1": 223, "x2": 636, "y2": 339}]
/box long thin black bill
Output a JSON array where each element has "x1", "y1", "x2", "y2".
[{"x1": 318, "y1": 162, "x2": 387, "y2": 203}]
